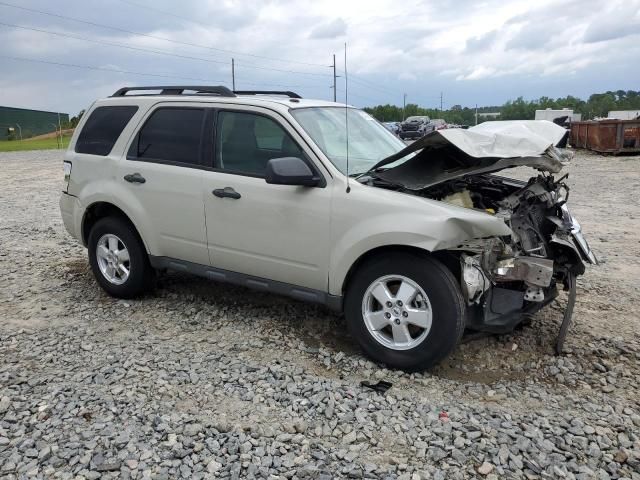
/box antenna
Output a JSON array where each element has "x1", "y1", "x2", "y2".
[{"x1": 344, "y1": 42, "x2": 350, "y2": 193}]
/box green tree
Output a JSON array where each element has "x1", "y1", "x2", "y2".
[
  {"x1": 501, "y1": 97, "x2": 536, "y2": 120},
  {"x1": 362, "y1": 90, "x2": 640, "y2": 124}
]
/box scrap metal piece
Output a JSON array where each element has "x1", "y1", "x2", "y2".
[
  {"x1": 556, "y1": 273, "x2": 577, "y2": 355},
  {"x1": 361, "y1": 380, "x2": 392, "y2": 394},
  {"x1": 524, "y1": 286, "x2": 544, "y2": 302},
  {"x1": 493, "y1": 257, "x2": 554, "y2": 287}
]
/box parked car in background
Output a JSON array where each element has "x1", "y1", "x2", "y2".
[
  {"x1": 382, "y1": 121, "x2": 400, "y2": 135},
  {"x1": 399, "y1": 116, "x2": 430, "y2": 140},
  {"x1": 429, "y1": 119, "x2": 447, "y2": 130}
]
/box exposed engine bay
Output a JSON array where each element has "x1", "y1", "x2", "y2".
[{"x1": 358, "y1": 122, "x2": 597, "y2": 352}]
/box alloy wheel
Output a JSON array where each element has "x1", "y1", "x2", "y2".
[
  {"x1": 361, "y1": 274, "x2": 432, "y2": 350},
  {"x1": 96, "y1": 233, "x2": 131, "y2": 285}
]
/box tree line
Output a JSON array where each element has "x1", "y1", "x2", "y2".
[{"x1": 364, "y1": 90, "x2": 640, "y2": 125}]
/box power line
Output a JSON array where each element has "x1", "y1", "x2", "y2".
[
  {"x1": 114, "y1": 0, "x2": 329, "y2": 68},
  {"x1": 347, "y1": 75, "x2": 396, "y2": 96},
  {"x1": 0, "y1": 1, "x2": 404, "y2": 101},
  {"x1": 0, "y1": 55, "x2": 223, "y2": 82},
  {"x1": 115, "y1": 0, "x2": 215, "y2": 30},
  {"x1": 233, "y1": 60, "x2": 331, "y2": 77},
  {"x1": 0, "y1": 1, "x2": 331, "y2": 72},
  {"x1": 0, "y1": 22, "x2": 228, "y2": 65},
  {"x1": 343, "y1": 71, "x2": 442, "y2": 104},
  {"x1": 0, "y1": 21, "x2": 331, "y2": 79},
  {"x1": 346, "y1": 91, "x2": 382, "y2": 105},
  {"x1": 117, "y1": 0, "x2": 400, "y2": 97},
  {"x1": 341, "y1": 72, "x2": 412, "y2": 103},
  {"x1": 0, "y1": 55, "x2": 321, "y2": 88}
]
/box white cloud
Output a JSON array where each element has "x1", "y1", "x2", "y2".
[
  {"x1": 0, "y1": 0, "x2": 638, "y2": 112},
  {"x1": 309, "y1": 18, "x2": 347, "y2": 39},
  {"x1": 456, "y1": 66, "x2": 497, "y2": 81},
  {"x1": 583, "y1": 3, "x2": 640, "y2": 43},
  {"x1": 398, "y1": 72, "x2": 417, "y2": 82}
]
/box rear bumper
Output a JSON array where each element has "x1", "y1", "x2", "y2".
[{"x1": 59, "y1": 192, "x2": 83, "y2": 243}]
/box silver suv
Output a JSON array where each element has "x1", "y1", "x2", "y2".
[{"x1": 60, "y1": 86, "x2": 595, "y2": 370}]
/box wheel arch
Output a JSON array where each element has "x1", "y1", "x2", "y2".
[
  {"x1": 82, "y1": 201, "x2": 149, "y2": 253},
  {"x1": 339, "y1": 245, "x2": 462, "y2": 297}
]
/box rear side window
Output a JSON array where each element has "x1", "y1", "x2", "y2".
[
  {"x1": 132, "y1": 108, "x2": 205, "y2": 166},
  {"x1": 75, "y1": 106, "x2": 138, "y2": 156}
]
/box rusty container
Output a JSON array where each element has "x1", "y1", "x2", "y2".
[{"x1": 570, "y1": 119, "x2": 640, "y2": 154}]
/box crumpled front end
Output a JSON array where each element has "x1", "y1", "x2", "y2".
[
  {"x1": 360, "y1": 121, "x2": 596, "y2": 350},
  {"x1": 440, "y1": 173, "x2": 596, "y2": 349}
]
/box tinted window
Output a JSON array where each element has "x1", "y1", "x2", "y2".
[
  {"x1": 216, "y1": 111, "x2": 304, "y2": 176},
  {"x1": 75, "y1": 106, "x2": 138, "y2": 156},
  {"x1": 134, "y1": 108, "x2": 205, "y2": 165}
]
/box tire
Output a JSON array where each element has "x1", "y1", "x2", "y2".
[
  {"x1": 345, "y1": 252, "x2": 465, "y2": 371},
  {"x1": 88, "y1": 216, "x2": 154, "y2": 298}
]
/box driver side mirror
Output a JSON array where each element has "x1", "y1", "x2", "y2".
[{"x1": 265, "y1": 157, "x2": 320, "y2": 187}]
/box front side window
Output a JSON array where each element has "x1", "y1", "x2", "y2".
[
  {"x1": 215, "y1": 111, "x2": 304, "y2": 176},
  {"x1": 75, "y1": 106, "x2": 138, "y2": 156},
  {"x1": 291, "y1": 107, "x2": 409, "y2": 175},
  {"x1": 133, "y1": 108, "x2": 205, "y2": 165}
]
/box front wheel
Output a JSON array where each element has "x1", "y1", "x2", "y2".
[{"x1": 345, "y1": 252, "x2": 465, "y2": 371}]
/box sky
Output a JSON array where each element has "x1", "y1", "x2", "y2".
[{"x1": 0, "y1": 0, "x2": 638, "y2": 115}]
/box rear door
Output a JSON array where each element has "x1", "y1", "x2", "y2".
[
  {"x1": 201, "y1": 106, "x2": 332, "y2": 291},
  {"x1": 118, "y1": 104, "x2": 210, "y2": 265}
]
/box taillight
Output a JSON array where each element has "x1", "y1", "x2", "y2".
[{"x1": 63, "y1": 161, "x2": 72, "y2": 192}]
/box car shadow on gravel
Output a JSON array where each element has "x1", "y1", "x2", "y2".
[
  {"x1": 61, "y1": 267, "x2": 608, "y2": 388},
  {"x1": 151, "y1": 272, "x2": 565, "y2": 382}
]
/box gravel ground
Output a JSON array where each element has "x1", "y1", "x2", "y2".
[{"x1": 1, "y1": 150, "x2": 639, "y2": 480}]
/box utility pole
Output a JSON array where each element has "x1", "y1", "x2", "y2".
[
  {"x1": 50, "y1": 123, "x2": 60, "y2": 148},
  {"x1": 475, "y1": 104, "x2": 478, "y2": 125},
  {"x1": 231, "y1": 58, "x2": 235, "y2": 91},
  {"x1": 332, "y1": 54, "x2": 337, "y2": 102},
  {"x1": 403, "y1": 93, "x2": 407, "y2": 121},
  {"x1": 440, "y1": 92, "x2": 443, "y2": 112}
]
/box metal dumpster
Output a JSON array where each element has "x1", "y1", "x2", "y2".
[{"x1": 570, "y1": 119, "x2": 640, "y2": 154}]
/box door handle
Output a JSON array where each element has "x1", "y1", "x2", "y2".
[
  {"x1": 213, "y1": 187, "x2": 241, "y2": 199},
  {"x1": 124, "y1": 173, "x2": 146, "y2": 184}
]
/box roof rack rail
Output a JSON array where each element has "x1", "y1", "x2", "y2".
[
  {"x1": 111, "y1": 86, "x2": 236, "y2": 97},
  {"x1": 234, "y1": 90, "x2": 302, "y2": 99}
]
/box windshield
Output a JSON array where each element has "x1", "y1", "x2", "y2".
[{"x1": 290, "y1": 107, "x2": 409, "y2": 175}]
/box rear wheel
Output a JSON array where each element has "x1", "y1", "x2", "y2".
[
  {"x1": 88, "y1": 217, "x2": 153, "y2": 298},
  {"x1": 345, "y1": 252, "x2": 465, "y2": 371}
]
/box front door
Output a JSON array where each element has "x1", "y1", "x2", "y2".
[{"x1": 202, "y1": 108, "x2": 332, "y2": 291}]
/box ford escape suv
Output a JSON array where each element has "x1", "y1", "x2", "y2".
[{"x1": 60, "y1": 86, "x2": 596, "y2": 370}]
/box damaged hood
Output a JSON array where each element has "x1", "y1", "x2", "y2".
[{"x1": 373, "y1": 120, "x2": 570, "y2": 190}]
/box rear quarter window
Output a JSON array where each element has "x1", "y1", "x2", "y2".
[{"x1": 75, "y1": 106, "x2": 138, "y2": 156}]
